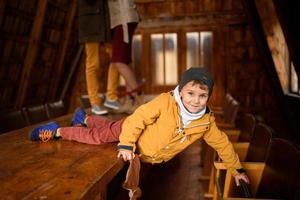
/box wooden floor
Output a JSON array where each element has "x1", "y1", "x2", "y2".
[{"x1": 110, "y1": 142, "x2": 209, "y2": 200}]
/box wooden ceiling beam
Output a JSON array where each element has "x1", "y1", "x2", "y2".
[
  {"x1": 241, "y1": 0, "x2": 296, "y2": 136},
  {"x1": 273, "y1": 0, "x2": 300, "y2": 86},
  {"x1": 47, "y1": 0, "x2": 77, "y2": 101},
  {"x1": 15, "y1": 0, "x2": 48, "y2": 108}
]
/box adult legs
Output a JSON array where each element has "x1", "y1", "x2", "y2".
[
  {"x1": 85, "y1": 42, "x2": 102, "y2": 106},
  {"x1": 111, "y1": 23, "x2": 140, "y2": 93},
  {"x1": 85, "y1": 42, "x2": 108, "y2": 115},
  {"x1": 110, "y1": 23, "x2": 144, "y2": 113},
  {"x1": 113, "y1": 62, "x2": 139, "y2": 92},
  {"x1": 106, "y1": 43, "x2": 120, "y2": 101}
]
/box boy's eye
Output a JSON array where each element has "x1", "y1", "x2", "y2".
[
  {"x1": 188, "y1": 92, "x2": 193, "y2": 95},
  {"x1": 200, "y1": 94, "x2": 208, "y2": 98}
]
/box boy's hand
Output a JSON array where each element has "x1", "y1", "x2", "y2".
[
  {"x1": 234, "y1": 173, "x2": 250, "y2": 186},
  {"x1": 118, "y1": 149, "x2": 135, "y2": 161}
]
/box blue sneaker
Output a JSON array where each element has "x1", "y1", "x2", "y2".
[
  {"x1": 29, "y1": 122, "x2": 59, "y2": 142},
  {"x1": 71, "y1": 107, "x2": 86, "y2": 126}
]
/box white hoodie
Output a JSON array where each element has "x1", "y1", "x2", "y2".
[{"x1": 174, "y1": 85, "x2": 206, "y2": 128}]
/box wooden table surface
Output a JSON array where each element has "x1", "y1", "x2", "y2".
[{"x1": 0, "y1": 114, "x2": 125, "y2": 199}]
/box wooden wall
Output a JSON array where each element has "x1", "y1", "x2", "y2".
[
  {"x1": 0, "y1": 0, "x2": 78, "y2": 110},
  {"x1": 134, "y1": 0, "x2": 284, "y2": 134},
  {"x1": 0, "y1": 0, "x2": 287, "y2": 137},
  {"x1": 69, "y1": 0, "x2": 285, "y2": 133}
]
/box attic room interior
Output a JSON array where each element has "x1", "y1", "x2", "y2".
[{"x1": 0, "y1": 0, "x2": 300, "y2": 199}]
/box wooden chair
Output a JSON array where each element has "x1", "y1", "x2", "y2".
[
  {"x1": 200, "y1": 129, "x2": 241, "y2": 180},
  {"x1": 220, "y1": 113, "x2": 256, "y2": 145},
  {"x1": 215, "y1": 98, "x2": 239, "y2": 129},
  {"x1": 236, "y1": 113, "x2": 256, "y2": 142},
  {"x1": 200, "y1": 96, "x2": 240, "y2": 181},
  {"x1": 239, "y1": 123, "x2": 273, "y2": 162},
  {"x1": 0, "y1": 109, "x2": 28, "y2": 133},
  {"x1": 210, "y1": 93, "x2": 234, "y2": 114},
  {"x1": 207, "y1": 123, "x2": 273, "y2": 198},
  {"x1": 206, "y1": 93, "x2": 240, "y2": 133},
  {"x1": 45, "y1": 100, "x2": 67, "y2": 118},
  {"x1": 22, "y1": 104, "x2": 49, "y2": 124},
  {"x1": 214, "y1": 138, "x2": 300, "y2": 199}
]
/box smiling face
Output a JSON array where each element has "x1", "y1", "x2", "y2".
[{"x1": 179, "y1": 81, "x2": 209, "y2": 113}]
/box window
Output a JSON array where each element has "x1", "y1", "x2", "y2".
[
  {"x1": 129, "y1": 29, "x2": 214, "y2": 93},
  {"x1": 150, "y1": 33, "x2": 178, "y2": 85},
  {"x1": 132, "y1": 34, "x2": 142, "y2": 73},
  {"x1": 186, "y1": 31, "x2": 213, "y2": 69}
]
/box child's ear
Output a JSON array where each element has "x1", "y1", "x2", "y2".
[{"x1": 179, "y1": 90, "x2": 183, "y2": 97}]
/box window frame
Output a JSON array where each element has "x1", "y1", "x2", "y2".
[{"x1": 133, "y1": 26, "x2": 215, "y2": 94}]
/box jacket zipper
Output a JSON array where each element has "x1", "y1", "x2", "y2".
[
  {"x1": 177, "y1": 121, "x2": 211, "y2": 134},
  {"x1": 176, "y1": 120, "x2": 211, "y2": 143}
]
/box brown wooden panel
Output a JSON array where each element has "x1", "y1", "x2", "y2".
[
  {"x1": 0, "y1": 114, "x2": 125, "y2": 199},
  {"x1": 48, "y1": 0, "x2": 77, "y2": 100},
  {"x1": 15, "y1": 0, "x2": 48, "y2": 108}
]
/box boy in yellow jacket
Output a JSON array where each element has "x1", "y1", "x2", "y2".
[{"x1": 29, "y1": 67, "x2": 249, "y2": 186}]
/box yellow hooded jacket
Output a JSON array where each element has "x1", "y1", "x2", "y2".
[{"x1": 118, "y1": 92, "x2": 242, "y2": 175}]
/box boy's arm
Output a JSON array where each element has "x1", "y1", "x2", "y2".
[
  {"x1": 203, "y1": 121, "x2": 244, "y2": 176},
  {"x1": 118, "y1": 93, "x2": 167, "y2": 151}
]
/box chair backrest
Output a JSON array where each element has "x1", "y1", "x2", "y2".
[
  {"x1": 45, "y1": 100, "x2": 67, "y2": 118},
  {"x1": 257, "y1": 138, "x2": 300, "y2": 199},
  {"x1": 0, "y1": 109, "x2": 28, "y2": 133},
  {"x1": 223, "y1": 98, "x2": 239, "y2": 124},
  {"x1": 245, "y1": 123, "x2": 273, "y2": 162},
  {"x1": 237, "y1": 113, "x2": 256, "y2": 142},
  {"x1": 23, "y1": 104, "x2": 49, "y2": 124},
  {"x1": 224, "y1": 93, "x2": 234, "y2": 108}
]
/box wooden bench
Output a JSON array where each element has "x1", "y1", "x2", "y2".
[
  {"x1": 199, "y1": 113, "x2": 253, "y2": 184},
  {"x1": 235, "y1": 113, "x2": 256, "y2": 142},
  {"x1": 213, "y1": 93, "x2": 240, "y2": 129},
  {"x1": 0, "y1": 109, "x2": 29, "y2": 133},
  {"x1": 206, "y1": 123, "x2": 272, "y2": 198},
  {"x1": 236, "y1": 123, "x2": 273, "y2": 162},
  {"x1": 0, "y1": 114, "x2": 125, "y2": 199},
  {"x1": 22, "y1": 104, "x2": 49, "y2": 124},
  {"x1": 200, "y1": 94, "x2": 240, "y2": 176},
  {"x1": 220, "y1": 113, "x2": 256, "y2": 144},
  {"x1": 214, "y1": 138, "x2": 300, "y2": 199},
  {"x1": 210, "y1": 93, "x2": 234, "y2": 115},
  {"x1": 45, "y1": 100, "x2": 67, "y2": 118}
]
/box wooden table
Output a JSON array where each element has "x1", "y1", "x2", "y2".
[{"x1": 0, "y1": 114, "x2": 125, "y2": 199}]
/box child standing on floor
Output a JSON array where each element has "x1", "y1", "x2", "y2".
[{"x1": 29, "y1": 67, "x2": 249, "y2": 187}]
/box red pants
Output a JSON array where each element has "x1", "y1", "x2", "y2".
[{"x1": 59, "y1": 116, "x2": 125, "y2": 144}]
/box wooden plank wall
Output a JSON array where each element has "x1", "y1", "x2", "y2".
[
  {"x1": 69, "y1": 0, "x2": 285, "y2": 133},
  {"x1": 0, "y1": 0, "x2": 78, "y2": 110},
  {"x1": 135, "y1": 0, "x2": 284, "y2": 133},
  {"x1": 0, "y1": 0, "x2": 285, "y2": 134}
]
